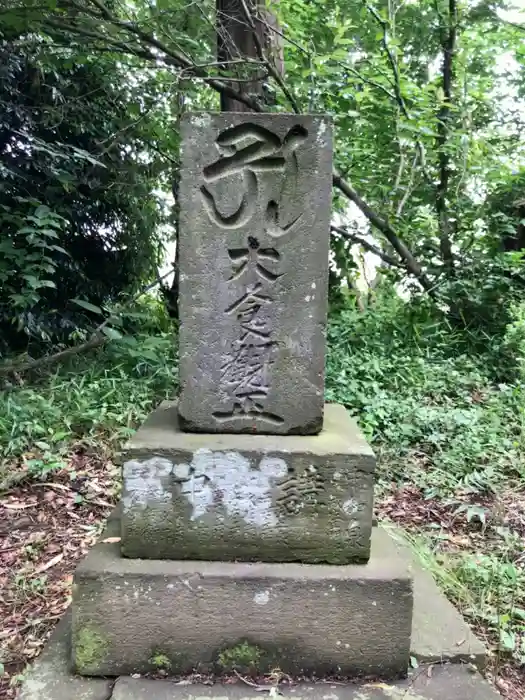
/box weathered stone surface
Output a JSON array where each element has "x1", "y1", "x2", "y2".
[
  {"x1": 111, "y1": 665, "x2": 502, "y2": 700},
  {"x1": 121, "y1": 401, "x2": 375, "y2": 563},
  {"x1": 177, "y1": 112, "x2": 332, "y2": 435},
  {"x1": 71, "y1": 524, "x2": 412, "y2": 678},
  {"x1": 16, "y1": 613, "x2": 112, "y2": 700}
]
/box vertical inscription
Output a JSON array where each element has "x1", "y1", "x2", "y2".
[{"x1": 200, "y1": 122, "x2": 308, "y2": 427}]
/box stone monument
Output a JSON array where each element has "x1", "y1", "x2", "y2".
[{"x1": 68, "y1": 112, "x2": 415, "y2": 679}]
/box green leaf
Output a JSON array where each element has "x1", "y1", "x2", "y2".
[
  {"x1": 34, "y1": 205, "x2": 52, "y2": 218},
  {"x1": 22, "y1": 275, "x2": 40, "y2": 289},
  {"x1": 50, "y1": 245, "x2": 70, "y2": 256},
  {"x1": 72, "y1": 299, "x2": 104, "y2": 315},
  {"x1": 499, "y1": 629, "x2": 516, "y2": 652},
  {"x1": 102, "y1": 326, "x2": 123, "y2": 340}
]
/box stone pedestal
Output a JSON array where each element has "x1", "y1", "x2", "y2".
[
  {"x1": 71, "y1": 519, "x2": 413, "y2": 678},
  {"x1": 121, "y1": 401, "x2": 375, "y2": 563},
  {"x1": 69, "y1": 111, "x2": 415, "y2": 684},
  {"x1": 70, "y1": 401, "x2": 415, "y2": 679}
]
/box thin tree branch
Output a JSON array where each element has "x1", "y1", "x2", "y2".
[
  {"x1": 332, "y1": 170, "x2": 436, "y2": 295},
  {"x1": 365, "y1": 1, "x2": 433, "y2": 187},
  {"x1": 331, "y1": 225, "x2": 403, "y2": 268},
  {"x1": 43, "y1": 17, "x2": 265, "y2": 110},
  {"x1": 396, "y1": 151, "x2": 419, "y2": 216},
  {"x1": 365, "y1": 2, "x2": 408, "y2": 117}
]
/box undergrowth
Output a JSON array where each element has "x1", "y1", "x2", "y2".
[
  {"x1": 2, "y1": 291, "x2": 525, "y2": 677},
  {"x1": 0, "y1": 301, "x2": 176, "y2": 485}
]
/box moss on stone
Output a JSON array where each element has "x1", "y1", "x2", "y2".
[
  {"x1": 149, "y1": 652, "x2": 172, "y2": 670},
  {"x1": 217, "y1": 641, "x2": 262, "y2": 673},
  {"x1": 74, "y1": 626, "x2": 110, "y2": 672}
]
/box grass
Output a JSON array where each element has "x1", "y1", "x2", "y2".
[
  {"x1": 2, "y1": 293, "x2": 525, "y2": 697},
  {"x1": 0, "y1": 329, "x2": 177, "y2": 487}
]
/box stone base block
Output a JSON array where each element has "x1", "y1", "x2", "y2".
[
  {"x1": 121, "y1": 401, "x2": 375, "y2": 563},
  {"x1": 18, "y1": 616, "x2": 495, "y2": 700},
  {"x1": 71, "y1": 523, "x2": 412, "y2": 679}
]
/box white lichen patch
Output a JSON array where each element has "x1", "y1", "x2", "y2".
[
  {"x1": 122, "y1": 457, "x2": 173, "y2": 512},
  {"x1": 342, "y1": 498, "x2": 359, "y2": 515},
  {"x1": 174, "y1": 449, "x2": 288, "y2": 527},
  {"x1": 190, "y1": 113, "x2": 211, "y2": 128},
  {"x1": 253, "y1": 590, "x2": 271, "y2": 605}
]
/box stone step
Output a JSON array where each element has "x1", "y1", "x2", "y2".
[
  {"x1": 71, "y1": 523, "x2": 413, "y2": 679},
  {"x1": 111, "y1": 669, "x2": 502, "y2": 700}
]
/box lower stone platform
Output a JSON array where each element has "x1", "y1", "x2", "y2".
[
  {"x1": 71, "y1": 522, "x2": 413, "y2": 679},
  {"x1": 113, "y1": 670, "x2": 502, "y2": 700},
  {"x1": 17, "y1": 617, "x2": 498, "y2": 700},
  {"x1": 18, "y1": 523, "x2": 490, "y2": 700}
]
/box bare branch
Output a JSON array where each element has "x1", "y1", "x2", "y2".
[
  {"x1": 364, "y1": 1, "x2": 433, "y2": 187},
  {"x1": 332, "y1": 170, "x2": 436, "y2": 295},
  {"x1": 331, "y1": 225, "x2": 403, "y2": 268},
  {"x1": 365, "y1": 2, "x2": 409, "y2": 117},
  {"x1": 435, "y1": 0, "x2": 457, "y2": 272},
  {"x1": 396, "y1": 151, "x2": 419, "y2": 216}
]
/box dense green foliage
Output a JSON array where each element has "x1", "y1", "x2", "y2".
[
  {"x1": 0, "y1": 40, "x2": 169, "y2": 353},
  {"x1": 1, "y1": 0, "x2": 525, "y2": 358}
]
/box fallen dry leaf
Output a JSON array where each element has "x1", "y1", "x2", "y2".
[
  {"x1": 2, "y1": 502, "x2": 35, "y2": 510},
  {"x1": 34, "y1": 552, "x2": 64, "y2": 574},
  {"x1": 101, "y1": 537, "x2": 121, "y2": 544}
]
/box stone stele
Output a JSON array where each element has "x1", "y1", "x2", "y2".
[
  {"x1": 120, "y1": 401, "x2": 375, "y2": 563},
  {"x1": 177, "y1": 112, "x2": 333, "y2": 435}
]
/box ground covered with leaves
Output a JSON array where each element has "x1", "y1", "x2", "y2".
[
  {"x1": 2, "y1": 296, "x2": 525, "y2": 699},
  {"x1": 0, "y1": 447, "x2": 118, "y2": 698}
]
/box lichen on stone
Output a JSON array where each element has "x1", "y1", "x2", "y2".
[{"x1": 74, "y1": 626, "x2": 110, "y2": 672}]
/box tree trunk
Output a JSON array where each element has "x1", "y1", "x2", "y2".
[
  {"x1": 436, "y1": 0, "x2": 457, "y2": 275},
  {"x1": 216, "y1": 0, "x2": 265, "y2": 111}
]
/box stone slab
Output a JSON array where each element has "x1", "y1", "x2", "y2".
[
  {"x1": 386, "y1": 527, "x2": 486, "y2": 669},
  {"x1": 178, "y1": 112, "x2": 332, "y2": 435},
  {"x1": 71, "y1": 524, "x2": 412, "y2": 679},
  {"x1": 111, "y1": 666, "x2": 502, "y2": 700},
  {"x1": 16, "y1": 613, "x2": 113, "y2": 700},
  {"x1": 121, "y1": 401, "x2": 375, "y2": 563}
]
